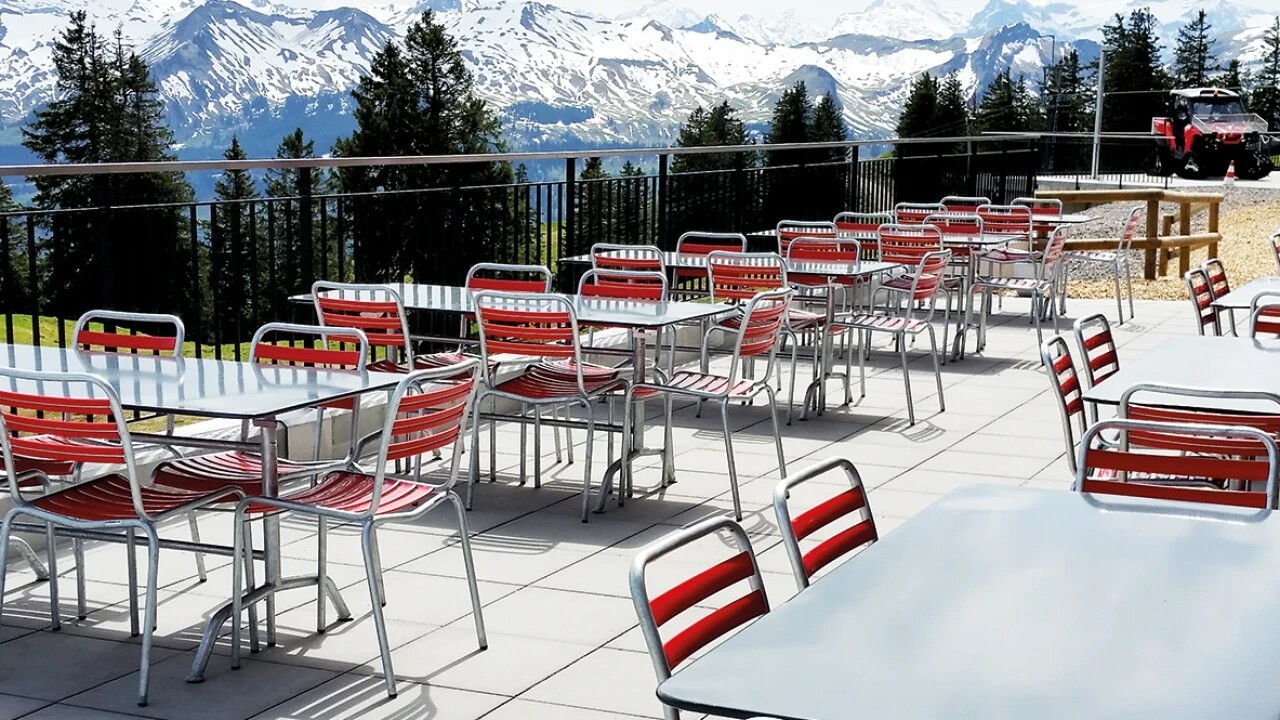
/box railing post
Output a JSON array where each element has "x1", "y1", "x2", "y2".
[
  {"x1": 657, "y1": 153, "x2": 669, "y2": 248},
  {"x1": 100, "y1": 207, "x2": 115, "y2": 310},
  {"x1": 847, "y1": 145, "x2": 859, "y2": 211},
  {"x1": 298, "y1": 166, "x2": 314, "y2": 289},
  {"x1": 564, "y1": 157, "x2": 577, "y2": 271}
]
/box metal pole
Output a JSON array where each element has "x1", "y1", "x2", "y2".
[{"x1": 1091, "y1": 50, "x2": 1106, "y2": 179}]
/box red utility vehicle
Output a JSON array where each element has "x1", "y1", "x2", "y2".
[{"x1": 1148, "y1": 87, "x2": 1275, "y2": 180}]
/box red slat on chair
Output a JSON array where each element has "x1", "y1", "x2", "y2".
[
  {"x1": 1079, "y1": 476, "x2": 1266, "y2": 509},
  {"x1": 802, "y1": 521, "x2": 877, "y2": 577},
  {"x1": 650, "y1": 552, "x2": 756, "y2": 625},
  {"x1": 253, "y1": 342, "x2": 362, "y2": 368},
  {"x1": 878, "y1": 225, "x2": 943, "y2": 265},
  {"x1": 788, "y1": 484, "x2": 878, "y2": 577},
  {"x1": 478, "y1": 305, "x2": 576, "y2": 358},
  {"x1": 467, "y1": 277, "x2": 549, "y2": 293},
  {"x1": 315, "y1": 295, "x2": 409, "y2": 349},
  {"x1": 0, "y1": 389, "x2": 124, "y2": 463},
  {"x1": 662, "y1": 590, "x2": 768, "y2": 668},
  {"x1": 76, "y1": 330, "x2": 179, "y2": 354},
  {"x1": 977, "y1": 205, "x2": 1033, "y2": 237},
  {"x1": 709, "y1": 258, "x2": 786, "y2": 301},
  {"x1": 1085, "y1": 447, "x2": 1272, "y2": 484}
]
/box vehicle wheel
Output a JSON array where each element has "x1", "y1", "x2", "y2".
[
  {"x1": 1238, "y1": 154, "x2": 1274, "y2": 180},
  {"x1": 1145, "y1": 148, "x2": 1173, "y2": 177},
  {"x1": 1178, "y1": 152, "x2": 1206, "y2": 179}
]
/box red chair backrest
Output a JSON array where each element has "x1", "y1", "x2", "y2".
[
  {"x1": 785, "y1": 238, "x2": 862, "y2": 263},
  {"x1": 1077, "y1": 418, "x2": 1279, "y2": 509},
  {"x1": 735, "y1": 289, "x2": 791, "y2": 358},
  {"x1": 250, "y1": 323, "x2": 368, "y2": 369},
  {"x1": 908, "y1": 250, "x2": 951, "y2": 302},
  {"x1": 977, "y1": 204, "x2": 1033, "y2": 238},
  {"x1": 578, "y1": 269, "x2": 667, "y2": 301},
  {"x1": 1271, "y1": 232, "x2": 1280, "y2": 273},
  {"x1": 74, "y1": 311, "x2": 183, "y2": 356},
  {"x1": 877, "y1": 223, "x2": 943, "y2": 266},
  {"x1": 630, "y1": 517, "x2": 769, "y2": 675},
  {"x1": 0, "y1": 386, "x2": 123, "y2": 466},
  {"x1": 834, "y1": 212, "x2": 892, "y2": 238},
  {"x1": 312, "y1": 283, "x2": 413, "y2": 361},
  {"x1": 1252, "y1": 293, "x2": 1280, "y2": 337},
  {"x1": 708, "y1": 252, "x2": 787, "y2": 303},
  {"x1": 940, "y1": 195, "x2": 990, "y2": 214},
  {"x1": 675, "y1": 232, "x2": 747, "y2": 258},
  {"x1": 384, "y1": 368, "x2": 476, "y2": 462},
  {"x1": 923, "y1": 212, "x2": 982, "y2": 238},
  {"x1": 1117, "y1": 206, "x2": 1143, "y2": 252},
  {"x1": 1041, "y1": 336, "x2": 1086, "y2": 474},
  {"x1": 773, "y1": 457, "x2": 877, "y2": 588},
  {"x1": 466, "y1": 263, "x2": 553, "y2": 293},
  {"x1": 590, "y1": 243, "x2": 664, "y2": 273},
  {"x1": 1184, "y1": 269, "x2": 1218, "y2": 335},
  {"x1": 776, "y1": 221, "x2": 836, "y2": 253},
  {"x1": 894, "y1": 203, "x2": 945, "y2": 225},
  {"x1": 1202, "y1": 258, "x2": 1230, "y2": 298},
  {"x1": 1073, "y1": 314, "x2": 1118, "y2": 388},
  {"x1": 473, "y1": 292, "x2": 578, "y2": 360}
]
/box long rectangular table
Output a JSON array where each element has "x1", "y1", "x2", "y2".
[
  {"x1": 0, "y1": 343, "x2": 406, "y2": 682},
  {"x1": 657, "y1": 484, "x2": 1280, "y2": 720},
  {"x1": 1211, "y1": 276, "x2": 1280, "y2": 310},
  {"x1": 1082, "y1": 335, "x2": 1280, "y2": 413}
]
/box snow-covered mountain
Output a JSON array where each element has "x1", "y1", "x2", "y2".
[{"x1": 0, "y1": 0, "x2": 1270, "y2": 160}]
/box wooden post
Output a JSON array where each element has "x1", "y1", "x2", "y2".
[
  {"x1": 1178, "y1": 245, "x2": 1191, "y2": 276},
  {"x1": 1207, "y1": 200, "x2": 1220, "y2": 258},
  {"x1": 1144, "y1": 198, "x2": 1160, "y2": 279}
]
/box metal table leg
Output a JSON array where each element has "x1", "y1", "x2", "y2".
[{"x1": 597, "y1": 327, "x2": 653, "y2": 512}]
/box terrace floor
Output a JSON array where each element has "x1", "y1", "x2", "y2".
[{"x1": 0, "y1": 296, "x2": 1193, "y2": 720}]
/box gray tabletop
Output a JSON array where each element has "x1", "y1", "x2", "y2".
[
  {"x1": 1212, "y1": 276, "x2": 1280, "y2": 310},
  {"x1": 657, "y1": 484, "x2": 1280, "y2": 720},
  {"x1": 294, "y1": 284, "x2": 734, "y2": 329},
  {"x1": 0, "y1": 344, "x2": 404, "y2": 420},
  {"x1": 1082, "y1": 335, "x2": 1280, "y2": 413},
  {"x1": 560, "y1": 251, "x2": 901, "y2": 279}
]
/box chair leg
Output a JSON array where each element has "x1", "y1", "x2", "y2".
[
  {"x1": 1124, "y1": 258, "x2": 1135, "y2": 320},
  {"x1": 764, "y1": 385, "x2": 787, "y2": 479},
  {"x1": 369, "y1": 532, "x2": 386, "y2": 607},
  {"x1": 126, "y1": 528, "x2": 139, "y2": 636},
  {"x1": 45, "y1": 521, "x2": 59, "y2": 630},
  {"x1": 926, "y1": 326, "x2": 945, "y2": 412},
  {"x1": 898, "y1": 330, "x2": 915, "y2": 426},
  {"x1": 468, "y1": 397, "x2": 482, "y2": 510},
  {"x1": 787, "y1": 343, "x2": 798, "y2": 424},
  {"x1": 242, "y1": 521, "x2": 259, "y2": 653},
  {"x1": 316, "y1": 516, "x2": 328, "y2": 633},
  {"x1": 0, "y1": 514, "x2": 13, "y2": 627},
  {"x1": 136, "y1": 528, "x2": 160, "y2": 707},
  {"x1": 73, "y1": 537, "x2": 85, "y2": 619},
  {"x1": 1112, "y1": 261, "x2": 1124, "y2": 325},
  {"x1": 662, "y1": 392, "x2": 676, "y2": 489},
  {"x1": 231, "y1": 512, "x2": 246, "y2": 669},
  {"x1": 488, "y1": 398, "x2": 497, "y2": 482},
  {"x1": 447, "y1": 491, "x2": 487, "y2": 649},
  {"x1": 187, "y1": 512, "x2": 207, "y2": 583},
  {"x1": 11, "y1": 536, "x2": 49, "y2": 581},
  {"x1": 532, "y1": 408, "x2": 542, "y2": 488},
  {"x1": 552, "y1": 407, "x2": 563, "y2": 463},
  {"x1": 580, "y1": 403, "x2": 596, "y2": 523},
  {"x1": 519, "y1": 406, "x2": 529, "y2": 487},
  {"x1": 361, "y1": 523, "x2": 397, "y2": 698},
  {"x1": 720, "y1": 401, "x2": 743, "y2": 521}
]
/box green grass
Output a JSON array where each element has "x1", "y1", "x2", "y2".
[{"x1": 1, "y1": 314, "x2": 252, "y2": 359}]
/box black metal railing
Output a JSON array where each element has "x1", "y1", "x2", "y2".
[{"x1": 0, "y1": 135, "x2": 1047, "y2": 356}]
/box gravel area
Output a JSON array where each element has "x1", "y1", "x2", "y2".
[{"x1": 1064, "y1": 185, "x2": 1280, "y2": 301}]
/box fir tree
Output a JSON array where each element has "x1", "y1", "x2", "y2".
[
  {"x1": 22, "y1": 13, "x2": 192, "y2": 318},
  {"x1": 896, "y1": 72, "x2": 940, "y2": 157},
  {"x1": 1100, "y1": 9, "x2": 1170, "y2": 133},
  {"x1": 1173, "y1": 10, "x2": 1217, "y2": 87},
  {"x1": 1042, "y1": 50, "x2": 1094, "y2": 132},
  {"x1": 1253, "y1": 17, "x2": 1280, "y2": 131},
  {"x1": 336, "y1": 10, "x2": 513, "y2": 281},
  {"x1": 1210, "y1": 59, "x2": 1247, "y2": 94},
  {"x1": 266, "y1": 128, "x2": 319, "y2": 198},
  {"x1": 809, "y1": 93, "x2": 848, "y2": 164},
  {"x1": 673, "y1": 101, "x2": 752, "y2": 173},
  {"x1": 935, "y1": 74, "x2": 971, "y2": 138},
  {"x1": 0, "y1": 184, "x2": 29, "y2": 310},
  {"x1": 974, "y1": 69, "x2": 1042, "y2": 133},
  {"x1": 208, "y1": 136, "x2": 261, "y2": 339},
  {"x1": 765, "y1": 81, "x2": 813, "y2": 166}
]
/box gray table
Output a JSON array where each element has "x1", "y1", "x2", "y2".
[
  {"x1": 1211, "y1": 276, "x2": 1280, "y2": 310},
  {"x1": 558, "y1": 251, "x2": 901, "y2": 281},
  {"x1": 1082, "y1": 335, "x2": 1280, "y2": 413},
  {"x1": 658, "y1": 484, "x2": 1280, "y2": 720},
  {"x1": 0, "y1": 344, "x2": 405, "y2": 682}
]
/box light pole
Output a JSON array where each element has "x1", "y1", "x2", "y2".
[{"x1": 1091, "y1": 50, "x2": 1106, "y2": 179}]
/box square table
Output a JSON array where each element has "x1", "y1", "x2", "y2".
[
  {"x1": 0, "y1": 343, "x2": 406, "y2": 682},
  {"x1": 657, "y1": 484, "x2": 1280, "y2": 720},
  {"x1": 1082, "y1": 335, "x2": 1280, "y2": 413}
]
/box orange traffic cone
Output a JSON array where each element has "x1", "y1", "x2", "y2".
[{"x1": 1225, "y1": 160, "x2": 1237, "y2": 187}]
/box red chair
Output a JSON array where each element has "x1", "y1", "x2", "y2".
[
  {"x1": 773, "y1": 457, "x2": 877, "y2": 591},
  {"x1": 313, "y1": 282, "x2": 416, "y2": 371},
  {"x1": 629, "y1": 516, "x2": 770, "y2": 720},
  {"x1": 1040, "y1": 336, "x2": 1089, "y2": 476},
  {"x1": 1062, "y1": 206, "x2": 1140, "y2": 324},
  {"x1": 828, "y1": 250, "x2": 950, "y2": 426},
  {"x1": 230, "y1": 362, "x2": 486, "y2": 698},
  {"x1": 470, "y1": 291, "x2": 627, "y2": 520},
  {"x1": 578, "y1": 267, "x2": 673, "y2": 372},
  {"x1": 776, "y1": 219, "x2": 836, "y2": 255},
  {"x1": 1202, "y1": 258, "x2": 1236, "y2": 335},
  {"x1": 622, "y1": 288, "x2": 792, "y2": 520},
  {"x1": 1183, "y1": 268, "x2": 1220, "y2": 336},
  {"x1": 785, "y1": 236, "x2": 865, "y2": 297},
  {"x1": 1250, "y1": 291, "x2": 1280, "y2": 338},
  {"x1": 0, "y1": 368, "x2": 241, "y2": 706},
  {"x1": 1072, "y1": 313, "x2": 1119, "y2": 422},
  {"x1": 590, "y1": 243, "x2": 665, "y2": 274},
  {"x1": 965, "y1": 227, "x2": 1067, "y2": 352},
  {"x1": 707, "y1": 252, "x2": 806, "y2": 424},
  {"x1": 940, "y1": 195, "x2": 991, "y2": 214},
  {"x1": 1075, "y1": 418, "x2": 1280, "y2": 510},
  {"x1": 673, "y1": 231, "x2": 746, "y2": 295},
  {"x1": 976, "y1": 203, "x2": 1034, "y2": 241},
  {"x1": 1271, "y1": 231, "x2": 1280, "y2": 274},
  {"x1": 893, "y1": 202, "x2": 945, "y2": 225},
  {"x1": 834, "y1": 211, "x2": 892, "y2": 240}
]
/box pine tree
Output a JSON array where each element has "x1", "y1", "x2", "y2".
[
  {"x1": 208, "y1": 136, "x2": 261, "y2": 339},
  {"x1": 896, "y1": 72, "x2": 940, "y2": 158},
  {"x1": 673, "y1": 101, "x2": 752, "y2": 173},
  {"x1": 0, "y1": 184, "x2": 29, "y2": 310},
  {"x1": 266, "y1": 128, "x2": 319, "y2": 198},
  {"x1": 1210, "y1": 59, "x2": 1247, "y2": 94},
  {"x1": 809, "y1": 93, "x2": 848, "y2": 164},
  {"x1": 1173, "y1": 10, "x2": 1216, "y2": 88},
  {"x1": 765, "y1": 81, "x2": 813, "y2": 167},
  {"x1": 934, "y1": 74, "x2": 971, "y2": 138},
  {"x1": 1253, "y1": 17, "x2": 1280, "y2": 131},
  {"x1": 974, "y1": 69, "x2": 1042, "y2": 133},
  {"x1": 1100, "y1": 9, "x2": 1170, "y2": 133},
  {"x1": 1041, "y1": 49, "x2": 1095, "y2": 171},
  {"x1": 336, "y1": 10, "x2": 513, "y2": 281},
  {"x1": 22, "y1": 13, "x2": 192, "y2": 318}
]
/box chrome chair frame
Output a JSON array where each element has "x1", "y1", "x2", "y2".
[
  {"x1": 1040, "y1": 336, "x2": 1088, "y2": 475},
  {"x1": 965, "y1": 227, "x2": 1067, "y2": 352},
  {"x1": 629, "y1": 516, "x2": 769, "y2": 720},
  {"x1": 1249, "y1": 290, "x2": 1280, "y2": 338},
  {"x1": 773, "y1": 456, "x2": 877, "y2": 591},
  {"x1": 1062, "y1": 206, "x2": 1140, "y2": 324},
  {"x1": 1072, "y1": 313, "x2": 1119, "y2": 423},
  {"x1": 1202, "y1": 257, "x2": 1237, "y2": 336},
  {"x1": 1184, "y1": 268, "x2": 1221, "y2": 336}
]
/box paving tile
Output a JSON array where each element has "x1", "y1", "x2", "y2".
[
  {"x1": 340, "y1": 569, "x2": 520, "y2": 628},
  {"x1": 0, "y1": 693, "x2": 48, "y2": 720},
  {"x1": 471, "y1": 586, "x2": 636, "y2": 646},
  {"x1": 864, "y1": 488, "x2": 944, "y2": 518},
  {"x1": 356, "y1": 626, "x2": 593, "y2": 696},
  {"x1": 65, "y1": 654, "x2": 337, "y2": 720},
  {"x1": 915, "y1": 449, "x2": 1055, "y2": 480},
  {"x1": 879, "y1": 468, "x2": 1023, "y2": 495},
  {"x1": 0, "y1": 632, "x2": 176, "y2": 702},
  {"x1": 483, "y1": 698, "x2": 656, "y2": 719},
  {"x1": 522, "y1": 647, "x2": 667, "y2": 718},
  {"x1": 247, "y1": 673, "x2": 505, "y2": 720},
  {"x1": 20, "y1": 706, "x2": 151, "y2": 720}
]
